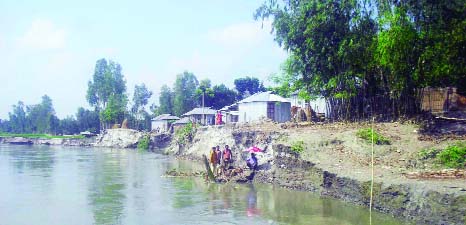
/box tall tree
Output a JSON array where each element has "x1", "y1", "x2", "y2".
[
  {"x1": 8, "y1": 101, "x2": 28, "y2": 133},
  {"x1": 157, "y1": 85, "x2": 174, "y2": 115},
  {"x1": 173, "y1": 71, "x2": 199, "y2": 116},
  {"x1": 195, "y1": 79, "x2": 214, "y2": 107},
  {"x1": 76, "y1": 107, "x2": 100, "y2": 133},
  {"x1": 211, "y1": 84, "x2": 237, "y2": 109},
  {"x1": 86, "y1": 58, "x2": 128, "y2": 129},
  {"x1": 234, "y1": 76, "x2": 266, "y2": 99},
  {"x1": 131, "y1": 83, "x2": 153, "y2": 130}
]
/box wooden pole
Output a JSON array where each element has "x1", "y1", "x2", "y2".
[{"x1": 203, "y1": 154, "x2": 216, "y2": 182}]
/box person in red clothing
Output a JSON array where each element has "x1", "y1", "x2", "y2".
[{"x1": 215, "y1": 111, "x2": 223, "y2": 125}]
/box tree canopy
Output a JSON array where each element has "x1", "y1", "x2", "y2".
[{"x1": 256, "y1": 0, "x2": 466, "y2": 119}]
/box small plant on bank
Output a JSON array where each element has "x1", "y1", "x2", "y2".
[
  {"x1": 418, "y1": 148, "x2": 441, "y2": 160},
  {"x1": 291, "y1": 140, "x2": 305, "y2": 154},
  {"x1": 356, "y1": 128, "x2": 390, "y2": 145},
  {"x1": 175, "y1": 122, "x2": 195, "y2": 145},
  {"x1": 437, "y1": 142, "x2": 466, "y2": 169},
  {"x1": 137, "y1": 135, "x2": 150, "y2": 150}
]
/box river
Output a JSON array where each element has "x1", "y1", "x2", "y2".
[{"x1": 0, "y1": 144, "x2": 410, "y2": 225}]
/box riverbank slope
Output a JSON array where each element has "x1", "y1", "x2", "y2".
[{"x1": 166, "y1": 122, "x2": 465, "y2": 225}]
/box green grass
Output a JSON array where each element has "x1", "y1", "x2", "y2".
[
  {"x1": 356, "y1": 128, "x2": 391, "y2": 145},
  {"x1": 137, "y1": 135, "x2": 150, "y2": 150},
  {"x1": 0, "y1": 132, "x2": 85, "y2": 139},
  {"x1": 291, "y1": 140, "x2": 305, "y2": 154},
  {"x1": 438, "y1": 142, "x2": 466, "y2": 169}
]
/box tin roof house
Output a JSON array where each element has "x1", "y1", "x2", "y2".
[
  {"x1": 151, "y1": 114, "x2": 180, "y2": 132},
  {"x1": 220, "y1": 103, "x2": 239, "y2": 124},
  {"x1": 237, "y1": 91, "x2": 291, "y2": 123},
  {"x1": 183, "y1": 107, "x2": 217, "y2": 126}
]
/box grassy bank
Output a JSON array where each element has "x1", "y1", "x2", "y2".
[{"x1": 0, "y1": 133, "x2": 84, "y2": 139}]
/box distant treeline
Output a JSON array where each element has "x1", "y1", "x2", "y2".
[
  {"x1": 258, "y1": 0, "x2": 465, "y2": 120},
  {"x1": 0, "y1": 58, "x2": 267, "y2": 134}
]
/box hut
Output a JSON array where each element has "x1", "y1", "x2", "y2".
[
  {"x1": 151, "y1": 114, "x2": 180, "y2": 132},
  {"x1": 237, "y1": 91, "x2": 291, "y2": 123},
  {"x1": 183, "y1": 107, "x2": 217, "y2": 126},
  {"x1": 220, "y1": 103, "x2": 239, "y2": 123}
]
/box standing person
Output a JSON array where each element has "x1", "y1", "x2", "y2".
[
  {"x1": 246, "y1": 153, "x2": 258, "y2": 171},
  {"x1": 222, "y1": 145, "x2": 232, "y2": 171},
  {"x1": 215, "y1": 146, "x2": 222, "y2": 175},
  {"x1": 209, "y1": 146, "x2": 218, "y2": 176},
  {"x1": 216, "y1": 111, "x2": 223, "y2": 125}
]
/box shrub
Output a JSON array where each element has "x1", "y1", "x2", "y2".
[
  {"x1": 291, "y1": 140, "x2": 305, "y2": 154},
  {"x1": 137, "y1": 135, "x2": 150, "y2": 150},
  {"x1": 175, "y1": 122, "x2": 195, "y2": 145},
  {"x1": 418, "y1": 148, "x2": 441, "y2": 160},
  {"x1": 356, "y1": 128, "x2": 390, "y2": 145},
  {"x1": 438, "y1": 142, "x2": 466, "y2": 168}
]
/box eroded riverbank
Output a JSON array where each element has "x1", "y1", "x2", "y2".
[{"x1": 166, "y1": 122, "x2": 466, "y2": 225}]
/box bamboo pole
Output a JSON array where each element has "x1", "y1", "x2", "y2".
[
  {"x1": 203, "y1": 154, "x2": 216, "y2": 182},
  {"x1": 369, "y1": 117, "x2": 375, "y2": 225}
]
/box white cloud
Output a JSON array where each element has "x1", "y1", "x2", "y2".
[
  {"x1": 206, "y1": 20, "x2": 273, "y2": 48},
  {"x1": 18, "y1": 19, "x2": 66, "y2": 50}
]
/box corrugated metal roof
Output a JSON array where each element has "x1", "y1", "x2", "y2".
[
  {"x1": 238, "y1": 91, "x2": 291, "y2": 103},
  {"x1": 172, "y1": 117, "x2": 191, "y2": 125},
  {"x1": 220, "y1": 103, "x2": 238, "y2": 111},
  {"x1": 152, "y1": 114, "x2": 180, "y2": 121},
  {"x1": 183, "y1": 107, "x2": 217, "y2": 116}
]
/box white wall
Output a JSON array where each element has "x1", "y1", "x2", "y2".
[
  {"x1": 151, "y1": 120, "x2": 167, "y2": 131},
  {"x1": 238, "y1": 102, "x2": 267, "y2": 123},
  {"x1": 274, "y1": 102, "x2": 291, "y2": 123},
  {"x1": 310, "y1": 97, "x2": 327, "y2": 117}
]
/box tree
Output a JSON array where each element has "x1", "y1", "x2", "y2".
[
  {"x1": 76, "y1": 107, "x2": 100, "y2": 133},
  {"x1": 256, "y1": 0, "x2": 465, "y2": 120},
  {"x1": 131, "y1": 83, "x2": 153, "y2": 130},
  {"x1": 157, "y1": 85, "x2": 174, "y2": 115},
  {"x1": 86, "y1": 58, "x2": 128, "y2": 130},
  {"x1": 194, "y1": 79, "x2": 214, "y2": 107},
  {"x1": 234, "y1": 76, "x2": 266, "y2": 99},
  {"x1": 8, "y1": 101, "x2": 28, "y2": 133},
  {"x1": 22, "y1": 95, "x2": 59, "y2": 134},
  {"x1": 173, "y1": 71, "x2": 199, "y2": 116},
  {"x1": 211, "y1": 84, "x2": 237, "y2": 109},
  {"x1": 59, "y1": 116, "x2": 79, "y2": 135}
]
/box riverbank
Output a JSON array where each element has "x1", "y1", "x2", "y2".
[
  {"x1": 1, "y1": 123, "x2": 464, "y2": 224},
  {"x1": 166, "y1": 122, "x2": 466, "y2": 225}
]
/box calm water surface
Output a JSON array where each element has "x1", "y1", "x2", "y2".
[{"x1": 0, "y1": 144, "x2": 410, "y2": 225}]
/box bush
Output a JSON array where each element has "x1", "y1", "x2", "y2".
[
  {"x1": 356, "y1": 128, "x2": 390, "y2": 145},
  {"x1": 418, "y1": 148, "x2": 441, "y2": 160},
  {"x1": 137, "y1": 135, "x2": 150, "y2": 150},
  {"x1": 291, "y1": 140, "x2": 305, "y2": 154},
  {"x1": 438, "y1": 142, "x2": 466, "y2": 168},
  {"x1": 175, "y1": 122, "x2": 195, "y2": 145}
]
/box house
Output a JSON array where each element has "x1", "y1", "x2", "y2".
[
  {"x1": 183, "y1": 107, "x2": 217, "y2": 125},
  {"x1": 172, "y1": 117, "x2": 192, "y2": 132},
  {"x1": 151, "y1": 114, "x2": 180, "y2": 132},
  {"x1": 237, "y1": 91, "x2": 291, "y2": 123},
  {"x1": 289, "y1": 92, "x2": 328, "y2": 118},
  {"x1": 220, "y1": 103, "x2": 239, "y2": 123}
]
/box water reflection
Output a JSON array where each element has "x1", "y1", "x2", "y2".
[
  {"x1": 88, "y1": 150, "x2": 126, "y2": 225},
  {"x1": 0, "y1": 145, "x2": 410, "y2": 225},
  {"x1": 7, "y1": 145, "x2": 55, "y2": 177},
  {"x1": 246, "y1": 184, "x2": 260, "y2": 217}
]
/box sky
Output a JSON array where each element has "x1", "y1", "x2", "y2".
[{"x1": 0, "y1": 0, "x2": 287, "y2": 119}]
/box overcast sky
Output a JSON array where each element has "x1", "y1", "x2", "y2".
[{"x1": 0, "y1": 0, "x2": 287, "y2": 119}]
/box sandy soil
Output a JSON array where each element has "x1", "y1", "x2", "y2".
[{"x1": 269, "y1": 122, "x2": 466, "y2": 195}]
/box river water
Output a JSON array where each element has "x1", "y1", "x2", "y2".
[{"x1": 0, "y1": 145, "x2": 410, "y2": 225}]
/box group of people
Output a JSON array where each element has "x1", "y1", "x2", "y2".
[
  {"x1": 209, "y1": 145, "x2": 259, "y2": 177},
  {"x1": 209, "y1": 145, "x2": 233, "y2": 176}
]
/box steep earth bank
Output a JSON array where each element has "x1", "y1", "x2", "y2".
[
  {"x1": 166, "y1": 122, "x2": 465, "y2": 225},
  {"x1": 0, "y1": 129, "x2": 171, "y2": 150}
]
